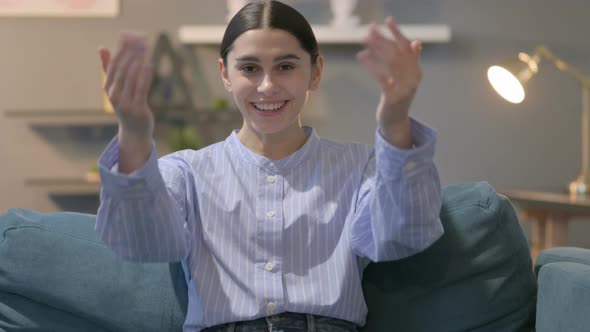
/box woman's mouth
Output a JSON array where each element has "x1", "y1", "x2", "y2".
[{"x1": 251, "y1": 101, "x2": 288, "y2": 116}]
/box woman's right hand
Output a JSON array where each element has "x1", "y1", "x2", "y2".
[
  {"x1": 99, "y1": 32, "x2": 155, "y2": 174},
  {"x1": 99, "y1": 32, "x2": 154, "y2": 142}
]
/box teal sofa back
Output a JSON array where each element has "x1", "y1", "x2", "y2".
[
  {"x1": 0, "y1": 209, "x2": 187, "y2": 331},
  {"x1": 0, "y1": 182, "x2": 536, "y2": 331},
  {"x1": 362, "y1": 182, "x2": 536, "y2": 331}
]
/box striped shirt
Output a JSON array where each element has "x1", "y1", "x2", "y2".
[{"x1": 96, "y1": 118, "x2": 443, "y2": 331}]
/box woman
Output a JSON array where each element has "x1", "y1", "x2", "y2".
[{"x1": 96, "y1": 1, "x2": 443, "y2": 331}]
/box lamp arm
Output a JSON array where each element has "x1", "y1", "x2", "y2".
[
  {"x1": 534, "y1": 46, "x2": 590, "y2": 193},
  {"x1": 535, "y1": 46, "x2": 590, "y2": 88}
]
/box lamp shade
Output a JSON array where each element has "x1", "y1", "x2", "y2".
[
  {"x1": 487, "y1": 52, "x2": 541, "y2": 104},
  {"x1": 487, "y1": 46, "x2": 590, "y2": 195}
]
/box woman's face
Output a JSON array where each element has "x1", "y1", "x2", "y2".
[{"x1": 219, "y1": 28, "x2": 322, "y2": 137}]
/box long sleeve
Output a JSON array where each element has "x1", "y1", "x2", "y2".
[
  {"x1": 95, "y1": 137, "x2": 193, "y2": 262},
  {"x1": 350, "y1": 118, "x2": 444, "y2": 262}
]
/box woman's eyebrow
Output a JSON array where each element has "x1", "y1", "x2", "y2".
[
  {"x1": 235, "y1": 54, "x2": 301, "y2": 62},
  {"x1": 274, "y1": 54, "x2": 301, "y2": 62}
]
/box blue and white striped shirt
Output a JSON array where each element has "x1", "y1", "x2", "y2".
[{"x1": 96, "y1": 118, "x2": 443, "y2": 331}]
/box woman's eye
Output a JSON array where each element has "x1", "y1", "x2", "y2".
[
  {"x1": 278, "y1": 64, "x2": 294, "y2": 71},
  {"x1": 241, "y1": 65, "x2": 257, "y2": 73}
]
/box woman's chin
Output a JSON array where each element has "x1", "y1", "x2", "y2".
[{"x1": 244, "y1": 120, "x2": 299, "y2": 137}]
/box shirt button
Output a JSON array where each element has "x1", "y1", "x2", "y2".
[
  {"x1": 405, "y1": 161, "x2": 417, "y2": 171},
  {"x1": 266, "y1": 211, "x2": 276, "y2": 218},
  {"x1": 264, "y1": 262, "x2": 274, "y2": 271},
  {"x1": 266, "y1": 175, "x2": 276, "y2": 184},
  {"x1": 267, "y1": 302, "x2": 276, "y2": 312}
]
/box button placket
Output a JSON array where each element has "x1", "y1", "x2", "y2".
[
  {"x1": 257, "y1": 171, "x2": 284, "y2": 314},
  {"x1": 264, "y1": 174, "x2": 278, "y2": 219}
]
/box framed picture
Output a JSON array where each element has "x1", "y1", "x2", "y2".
[{"x1": 0, "y1": 0, "x2": 119, "y2": 17}]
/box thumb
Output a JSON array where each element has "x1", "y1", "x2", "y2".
[
  {"x1": 410, "y1": 40, "x2": 422, "y2": 57},
  {"x1": 98, "y1": 47, "x2": 110, "y2": 73}
]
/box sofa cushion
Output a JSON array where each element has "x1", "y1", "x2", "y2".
[
  {"x1": 0, "y1": 208, "x2": 187, "y2": 332},
  {"x1": 361, "y1": 182, "x2": 537, "y2": 332},
  {"x1": 536, "y1": 262, "x2": 590, "y2": 332}
]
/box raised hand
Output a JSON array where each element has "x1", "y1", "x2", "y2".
[
  {"x1": 99, "y1": 32, "x2": 155, "y2": 173},
  {"x1": 99, "y1": 32, "x2": 154, "y2": 141},
  {"x1": 357, "y1": 17, "x2": 422, "y2": 148}
]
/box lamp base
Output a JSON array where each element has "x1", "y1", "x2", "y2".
[{"x1": 568, "y1": 179, "x2": 590, "y2": 195}]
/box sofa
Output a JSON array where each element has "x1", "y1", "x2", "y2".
[{"x1": 0, "y1": 181, "x2": 588, "y2": 332}]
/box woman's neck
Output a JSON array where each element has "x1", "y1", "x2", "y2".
[{"x1": 237, "y1": 125, "x2": 309, "y2": 160}]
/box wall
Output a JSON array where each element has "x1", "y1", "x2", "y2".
[{"x1": 1, "y1": 0, "x2": 589, "y2": 247}]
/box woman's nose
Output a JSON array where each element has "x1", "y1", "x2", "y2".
[{"x1": 257, "y1": 74, "x2": 278, "y2": 95}]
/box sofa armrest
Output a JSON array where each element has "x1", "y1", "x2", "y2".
[
  {"x1": 535, "y1": 247, "x2": 590, "y2": 275},
  {"x1": 535, "y1": 262, "x2": 590, "y2": 332}
]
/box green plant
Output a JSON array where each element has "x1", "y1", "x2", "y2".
[
  {"x1": 211, "y1": 96, "x2": 229, "y2": 111},
  {"x1": 168, "y1": 125, "x2": 202, "y2": 151}
]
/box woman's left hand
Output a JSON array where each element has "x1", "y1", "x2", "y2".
[{"x1": 357, "y1": 17, "x2": 422, "y2": 147}]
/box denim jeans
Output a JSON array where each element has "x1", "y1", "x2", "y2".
[{"x1": 202, "y1": 312, "x2": 359, "y2": 332}]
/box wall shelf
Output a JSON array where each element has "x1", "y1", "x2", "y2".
[
  {"x1": 15, "y1": 109, "x2": 242, "y2": 197},
  {"x1": 4, "y1": 108, "x2": 242, "y2": 126},
  {"x1": 179, "y1": 24, "x2": 451, "y2": 45},
  {"x1": 4, "y1": 109, "x2": 117, "y2": 126}
]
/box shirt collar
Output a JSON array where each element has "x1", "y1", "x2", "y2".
[{"x1": 226, "y1": 126, "x2": 320, "y2": 173}]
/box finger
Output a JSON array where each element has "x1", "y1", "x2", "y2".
[
  {"x1": 367, "y1": 23, "x2": 397, "y2": 49},
  {"x1": 98, "y1": 47, "x2": 111, "y2": 73},
  {"x1": 105, "y1": 44, "x2": 127, "y2": 91},
  {"x1": 385, "y1": 17, "x2": 411, "y2": 50},
  {"x1": 410, "y1": 40, "x2": 423, "y2": 58},
  {"x1": 365, "y1": 26, "x2": 399, "y2": 63},
  {"x1": 105, "y1": 32, "x2": 147, "y2": 89},
  {"x1": 108, "y1": 49, "x2": 145, "y2": 108},
  {"x1": 107, "y1": 48, "x2": 137, "y2": 103},
  {"x1": 104, "y1": 52, "x2": 121, "y2": 90},
  {"x1": 125, "y1": 47, "x2": 148, "y2": 98},
  {"x1": 123, "y1": 47, "x2": 148, "y2": 103},
  {"x1": 133, "y1": 64, "x2": 154, "y2": 108},
  {"x1": 120, "y1": 58, "x2": 143, "y2": 105},
  {"x1": 362, "y1": 23, "x2": 376, "y2": 42},
  {"x1": 118, "y1": 31, "x2": 148, "y2": 50},
  {"x1": 357, "y1": 49, "x2": 392, "y2": 90}
]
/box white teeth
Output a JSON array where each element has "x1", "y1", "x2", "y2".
[{"x1": 253, "y1": 102, "x2": 285, "y2": 111}]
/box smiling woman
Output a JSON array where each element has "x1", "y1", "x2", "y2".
[
  {"x1": 95, "y1": 1, "x2": 443, "y2": 331},
  {"x1": 219, "y1": 3, "x2": 323, "y2": 155},
  {"x1": 218, "y1": 27, "x2": 322, "y2": 159}
]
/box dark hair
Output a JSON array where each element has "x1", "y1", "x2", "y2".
[{"x1": 220, "y1": 0, "x2": 320, "y2": 65}]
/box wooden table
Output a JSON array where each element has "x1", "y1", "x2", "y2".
[{"x1": 501, "y1": 190, "x2": 590, "y2": 261}]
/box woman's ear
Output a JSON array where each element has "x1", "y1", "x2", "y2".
[
  {"x1": 218, "y1": 58, "x2": 232, "y2": 92},
  {"x1": 310, "y1": 55, "x2": 324, "y2": 91}
]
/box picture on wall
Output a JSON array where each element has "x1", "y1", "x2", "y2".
[{"x1": 0, "y1": 0, "x2": 119, "y2": 17}]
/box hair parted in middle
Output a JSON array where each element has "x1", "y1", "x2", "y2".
[{"x1": 220, "y1": 0, "x2": 320, "y2": 65}]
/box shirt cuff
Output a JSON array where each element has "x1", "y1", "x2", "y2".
[
  {"x1": 98, "y1": 135, "x2": 163, "y2": 198},
  {"x1": 375, "y1": 117, "x2": 438, "y2": 181}
]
